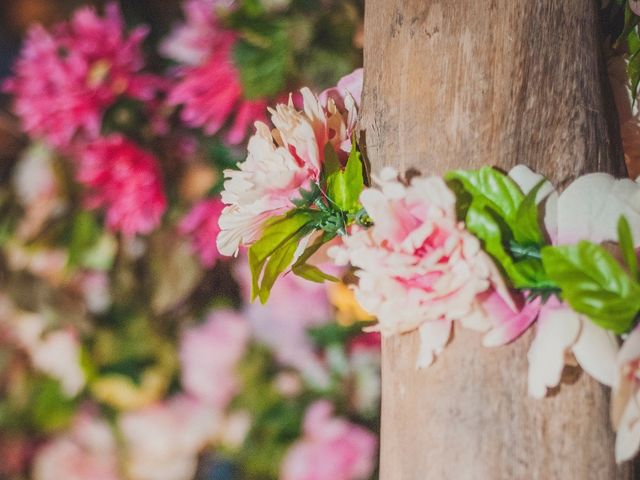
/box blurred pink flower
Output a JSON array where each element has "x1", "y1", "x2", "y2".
[
  {"x1": 179, "y1": 310, "x2": 249, "y2": 406},
  {"x1": 76, "y1": 135, "x2": 167, "y2": 236},
  {"x1": 235, "y1": 261, "x2": 332, "y2": 387},
  {"x1": 281, "y1": 400, "x2": 377, "y2": 480},
  {"x1": 3, "y1": 2, "x2": 160, "y2": 149},
  {"x1": 330, "y1": 168, "x2": 513, "y2": 368},
  {"x1": 167, "y1": 34, "x2": 267, "y2": 142},
  {"x1": 160, "y1": 0, "x2": 234, "y2": 66},
  {"x1": 33, "y1": 412, "x2": 119, "y2": 480},
  {"x1": 163, "y1": 1, "x2": 266, "y2": 144},
  {"x1": 179, "y1": 198, "x2": 225, "y2": 268},
  {"x1": 119, "y1": 395, "x2": 219, "y2": 480},
  {"x1": 218, "y1": 88, "x2": 357, "y2": 256}
]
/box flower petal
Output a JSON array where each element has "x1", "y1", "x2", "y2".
[
  {"x1": 572, "y1": 318, "x2": 619, "y2": 387},
  {"x1": 616, "y1": 395, "x2": 640, "y2": 463},
  {"x1": 527, "y1": 301, "x2": 581, "y2": 398},
  {"x1": 416, "y1": 320, "x2": 452, "y2": 369}
]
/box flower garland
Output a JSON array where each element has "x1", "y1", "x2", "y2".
[{"x1": 218, "y1": 71, "x2": 640, "y2": 463}]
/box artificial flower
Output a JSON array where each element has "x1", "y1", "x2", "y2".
[
  {"x1": 329, "y1": 167, "x2": 512, "y2": 367},
  {"x1": 281, "y1": 400, "x2": 377, "y2": 480},
  {"x1": 218, "y1": 86, "x2": 358, "y2": 256},
  {"x1": 76, "y1": 135, "x2": 167, "y2": 236},
  {"x1": 4, "y1": 2, "x2": 159, "y2": 149},
  {"x1": 508, "y1": 165, "x2": 638, "y2": 397}
]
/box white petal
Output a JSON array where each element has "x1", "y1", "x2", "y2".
[
  {"x1": 556, "y1": 174, "x2": 640, "y2": 245},
  {"x1": 527, "y1": 302, "x2": 581, "y2": 398},
  {"x1": 508, "y1": 165, "x2": 555, "y2": 202},
  {"x1": 572, "y1": 318, "x2": 619, "y2": 387},
  {"x1": 616, "y1": 396, "x2": 640, "y2": 463},
  {"x1": 416, "y1": 320, "x2": 452, "y2": 369}
]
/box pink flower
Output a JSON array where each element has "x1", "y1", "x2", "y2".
[
  {"x1": 167, "y1": 34, "x2": 267, "y2": 142},
  {"x1": 160, "y1": 0, "x2": 223, "y2": 66},
  {"x1": 33, "y1": 412, "x2": 119, "y2": 480},
  {"x1": 281, "y1": 400, "x2": 377, "y2": 480},
  {"x1": 234, "y1": 260, "x2": 332, "y2": 387},
  {"x1": 330, "y1": 168, "x2": 511, "y2": 367},
  {"x1": 3, "y1": 2, "x2": 159, "y2": 149},
  {"x1": 76, "y1": 135, "x2": 167, "y2": 236},
  {"x1": 179, "y1": 198, "x2": 225, "y2": 268},
  {"x1": 119, "y1": 395, "x2": 219, "y2": 480},
  {"x1": 218, "y1": 88, "x2": 357, "y2": 256},
  {"x1": 179, "y1": 310, "x2": 249, "y2": 406}
]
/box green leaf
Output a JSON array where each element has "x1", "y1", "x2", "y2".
[
  {"x1": 291, "y1": 233, "x2": 339, "y2": 283},
  {"x1": 232, "y1": 21, "x2": 292, "y2": 99},
  {"x1": 326, "y1": 142, "x2": 364, "y2": 213},
  {"x1": 618, "y1": 215, "x2": 639, "y2": 280},
  {"x1": 248, "y1": 212, "x2": 313, "y2": 302},
  {"x1": 68, "y1": 211, "x2": 101, "y2": 268},
  {"x1": 445, "y1": 167, "x2": 524, "y2": 220},
  {"x1": 323, "y1": 142, "x2": 340, "y2": 179},
  {"x1": 541, "y1": 242, "x2": 640, "y2": 333},
  {"x1": 512, "y1": 180, "x2": 545, "y2": 245},
  {"x1": 31, "y1": 379, "x2": 76, "y2": 433}
]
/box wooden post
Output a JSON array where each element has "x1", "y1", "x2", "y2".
[{"x1": 360, "y1": 1, "x2": 632, "y2": 478}]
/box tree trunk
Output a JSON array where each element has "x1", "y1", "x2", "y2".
[{"x1": 360, "y1": 1, "x2": 632, "y2": 478}]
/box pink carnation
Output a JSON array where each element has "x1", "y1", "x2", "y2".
[
  {"x1": 3, "y1": 2, "x2": 159, "y2": 149},
  {"x1": 179, "y1": 198, "x2": 225, "y2": 268},
  {"x1": 281, "y1": 400, "x2": 377, "y2": 480},
  {"x1": 76, "y1": 135, "x2": 167, "y2": 236},
  {"x1": 179, "y1": 309, "x2": 249, "y2": 406},
  {"x1": 329, "y1": 168, "x2": 513, "y2": 367},
  {"x1": 218, "y1": 88, "x2": 358, "y2": 256},
  {"x1": 33, "y1": 412, "x2": 119, "y2": 480}
]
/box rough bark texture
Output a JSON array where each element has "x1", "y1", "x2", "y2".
[{"x1": 360, "y1": 1, "x2": 632, "y2": 479}]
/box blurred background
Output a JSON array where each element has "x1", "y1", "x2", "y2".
[{"x1": 0, "y1": 1, "x2": 377, "y2": 480}]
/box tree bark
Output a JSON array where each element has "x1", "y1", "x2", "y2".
[{"x1": 360, "y1": 1, "x2": 632, "y2": 479}]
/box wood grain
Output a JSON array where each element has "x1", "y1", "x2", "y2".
[{"x1": 361, "y1": 1, "x2": 633, "y2": 478}]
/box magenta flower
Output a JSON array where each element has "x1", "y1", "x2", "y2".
[
  {"x1": 162, "y1": 0, "x2": 267, "y2": 143},
  {"x1": 167, "y1": 33, "x2": 267, "y2": 142},
  {"x1": 179, "y1": 198, "x2": 225, "y2": 268},
  {"x1": 281, "y1": 401, "x2": 377, "y2": 480},
  {"x1": 76, "y1": 135, "x2": 167, "y2": 236},
  {"x1": 3, "y1": 3, "x2": 160, "y2": 149}
]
